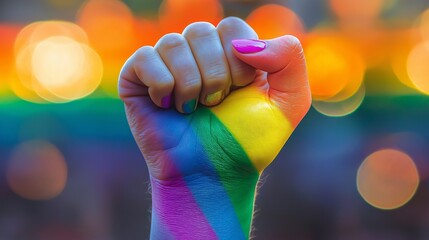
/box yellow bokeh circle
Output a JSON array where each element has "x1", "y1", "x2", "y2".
[
  {"x1": 32, "y1": 36, "x2": 103, "y2": 100},
  {"x1": 312, "y1": 84, "x2": 366, "y2": 117},
  {"x1": 390, "y1": 29, "x2": 421, "y2": 90},
  {"x1": 407, "y1": 42, "x2": 429, "y2": 95},
  {"x1": 14, "y1": 21, "x2": 103, "y2": 103}
]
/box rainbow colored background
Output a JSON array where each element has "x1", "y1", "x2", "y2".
[{"x1": 1, "y1": 0, "x2": 429, "y2": 239}]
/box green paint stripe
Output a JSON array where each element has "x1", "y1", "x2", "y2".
[{"x1": 193, "y1": 107, "x2": 260, "y2": 238}]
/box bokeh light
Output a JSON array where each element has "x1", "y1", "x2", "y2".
[
  {"x1": 159, "y1": 0, "x2": 224, "y2": 34},
  {"x1": 77, "y1": 0, "x2": 136, "y2": 58},
  {"x1": 32, "y1": 36, "x2": 84, "y2": 89},
  {"x1": 246, "y1": 4, "x2": 305, "y2": 40},
  {"x1": 14, "y1": 21, "x2": 103, "y2": 103},
  {"x1": 407, "y1": 42, "x2": 429, "y2": 95},
  {"x1": 357, "y1": 149, "x2": 419, "y2": 210},
  {"x1": 312, "y1": 84, "x2": 366, "y2": 117},
  {"x1": 329, "y1": 0, "x2": 385, "y2": 23},
  {"x1": 14, "y1": 21, "x2": 89, "y2": 53},
  {"x1": 32, "y1": 36, "x2": 102, "y2": 100},
  {"x1": 9, "y1": 74, "x2": 49, "y2": 103},
  {"x1": 304, "y1": 32, "x2": 366, "y2": 101},
  {"x1": 134, "y1": 18, "x2": 162, "y2": 47},
  {"x1": 77, "y1": 0, "x2": 138, "y2": 97},
  {"x1": 344, "y1": 26, "x2": 388, "y2": 68},
  {"x1": 390, "y1": 29, "x2": 421, "y2": 90},
  {"x1": 6, "y1": 141, "x2": 68, "y2": 201},
  {"x1": 14, "y1": 21, "x2": 90, "y2": 94}
]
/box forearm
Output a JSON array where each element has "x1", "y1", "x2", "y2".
[{"x1": 150, "y1": 173, "x2": 259, "y2": 240}]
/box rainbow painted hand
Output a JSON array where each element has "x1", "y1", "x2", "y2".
[{"x1": 119, "y1": 17, "x2": 311, "y2": 240}]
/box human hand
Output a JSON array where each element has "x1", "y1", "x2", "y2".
[{"x1": 119, "y1": 17, "x2": 310, "y2": 240}]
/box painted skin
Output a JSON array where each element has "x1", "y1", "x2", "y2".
[{"x1": 119, "y1": 18, "x2": 311, "y2": 240}]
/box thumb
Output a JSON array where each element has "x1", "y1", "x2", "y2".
[{"x1": 231, "y1": 36, "x2": 311, "y2": 127}]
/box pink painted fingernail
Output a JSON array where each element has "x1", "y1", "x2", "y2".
[
  {"x1": 232, "y1": 39, "x2": 266, "y2": 53},
  {"x1": 161, "y1": 95, "x2": 171, "y2": 108}
]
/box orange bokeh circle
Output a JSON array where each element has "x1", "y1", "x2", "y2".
[
  {"x1": 357, "y1": 149, "x2": 419, "y2": 210},
  {"x1": 159, "y1": 0, "x2": 224, "y2": 34},
  {"x1": 246, "y1": 4, "x2": 305, "y2": 40},
  {"x1": 6, "y1": 141, "x2": 68, "y2": 200},
  {"x1": 304, "y1": 31, "x2": 366, "y2": 101}
]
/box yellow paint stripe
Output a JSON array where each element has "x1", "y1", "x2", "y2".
[{"x1": 210, "y1": 86, "x2": 293, "y2": 172}]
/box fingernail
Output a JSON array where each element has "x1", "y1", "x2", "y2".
[
  {"x1": 205, "y1": 91, "x2": 223, "y2": 106},
  {"x1": 232, "y1": 39, "x2": 266, "y2": 54},
  {"x1": 161, "y1": 95, "x2": 171, "y2": 108},
  {"x1": 182, "y1": 99, "x2": 197, "y2": 113}
]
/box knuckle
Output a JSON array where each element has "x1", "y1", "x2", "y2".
[
  {"x1": 203, "y1": 66, "x2": 229, "y2": 87},
  {"x1": 134, "y1": 46, "x2": 155, "y2": 62},
  {"x1": 153, "y1": 79, "x2": 174, "y2": 93},
  {"x1": 162, "y1": 74, "x2": 175, "y2": 85},
  {"x1": 182, "y1": 76, "x2": 201, "y2": 88},
  {"x1": 217, "y1": 16, "x2": 247, "y2": 32},
  {"x1": 156, "y1": 33, "x2": 187, "y2": 50},
  {"x1": 183, "y1": 22, "x2": 216, "y2": 39},
  {"x1": 176, "y1": 77, "x2": 201, "y2": 98}
]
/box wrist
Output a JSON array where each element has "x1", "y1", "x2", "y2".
[{"x1": 150, "y1": 173, "x2": 259, "y2": 240}]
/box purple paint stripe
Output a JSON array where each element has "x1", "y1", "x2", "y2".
[{"x1": 151, "y1": 175, "x2": 218, "y2": 240}]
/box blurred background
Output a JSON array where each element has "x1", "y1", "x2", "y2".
[{"x1": 1, "y1": 0, "x2": 429, "y2": 239}]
